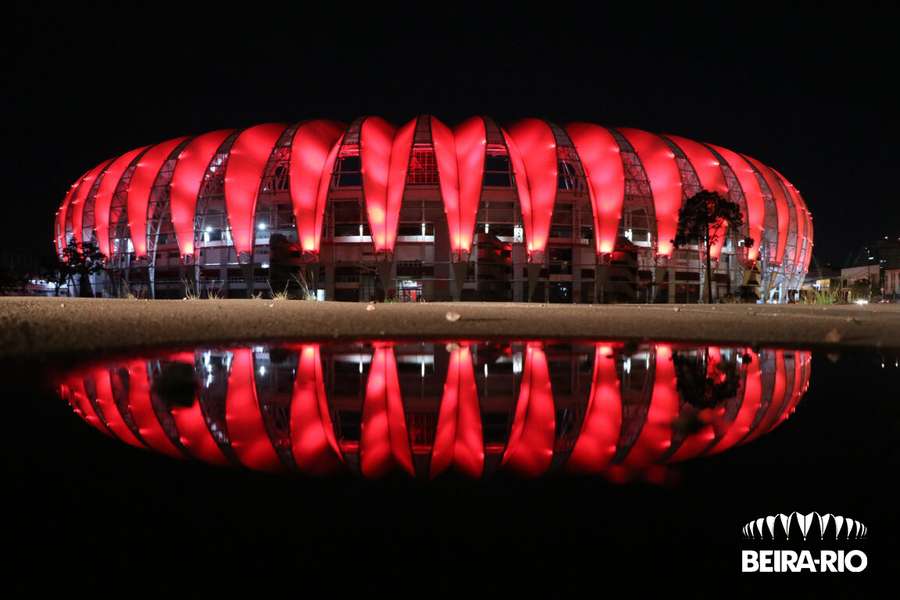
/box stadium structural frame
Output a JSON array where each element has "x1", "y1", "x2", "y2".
[{"x1": 54, "y1": 116, "x2": 813, "y2": 303}]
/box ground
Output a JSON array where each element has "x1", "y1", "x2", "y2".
[{"x1": 2, "y1": 297, "x2": 899, "y2": 358}]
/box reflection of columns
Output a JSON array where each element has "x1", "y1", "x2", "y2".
[
  {"x1": 666, "y1": 347, "x2": 723, "y2": 462},
  {"x1": 620, "y1": 344, "x2": 678, "y2": 467},
  {"x1": 502, "y1": 342, "x2": 555, "y2": 476},
  {"x1": 360, "y1": 343, "x2": 414, "y2": 478},
  {"x1": 167, "y1": 354, "x2": 230, "y2": 466},
  {"x1": 170, "y1": 397, "x2": 230, "y2": 465},
  {"x1": 225, "y1": 349, "x2": 284, "y2": 471},
  {"x1": 91, "y1": 368, "x2": 144, "y2": 448},
  {"x1": 160, "y1": 351, "x2": 231, "y2": 465},
  {"x1": 774, "y1": 351, "x2": 810, "y2": 426},
  {"x1": 127, "y1": 360, "x2": 184, "y2": 459},
  {"x1": 290, "y1": 344, "x2": 343, "y2": 474},
  {"x1": 62, "y1": 373, "x2": 110, "y2": 436},
  {"x1": 743, "y1": 350, "x2": 787, "y2": 443},
  {"x1": 567, "y1": 344, "x2": 621, "y2": 472},
  {"x1": 431, "y1": 343, "x2": 483, "y2": 478},
  {"x1": 709, "y1": 349, "x2": 761, "y2": 455}
]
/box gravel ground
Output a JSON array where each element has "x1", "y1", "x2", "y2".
[{"x1": 2, "y1": 296, "x2": 899, "y2": 358}]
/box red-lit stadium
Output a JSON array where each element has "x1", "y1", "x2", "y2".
[{"x1": 54, "y1": 116, "x2": 812, "y2": 302}]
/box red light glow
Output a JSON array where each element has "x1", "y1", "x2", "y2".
[
  {"x1": 170, "y1": 130, "x2": 234, "y2": 256},
  {"x1": 566, "y1": 123, "x2": 625, "y2": 255}
]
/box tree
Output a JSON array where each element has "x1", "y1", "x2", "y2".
[
  {"x1": 673, "y1": 348, "x2": 742, "y2": 409},
  {"x1": 849, "y1": 278, "x2": 875, "y2": 302},
  {"x1": 673, "y1": 190, "x2": 751, "y2": 304},
  {"x1": 59, "y1": 238, "x2": 107, "y2": 297}
]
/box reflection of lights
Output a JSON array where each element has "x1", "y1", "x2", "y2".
[
  {"x1": 257, "y1": 222, "x2": 267, "y2": 230},
  {"x1": 61, "y1": 342, "x2": 815, "y2": 480},
  {"x1": 855, "y1": 299, "x2": 869, "y2": 305}
]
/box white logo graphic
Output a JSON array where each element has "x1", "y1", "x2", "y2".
[
  {"x1": 741, "y1": 512, "x2": 867, "y2": 541},
  {"x1": 740, "y1": 512, "x2": 868, "y2": 573}
]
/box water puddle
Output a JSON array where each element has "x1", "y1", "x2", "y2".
[{"x1": 54, "y1": 339, "x2": 816, "y2": 480}]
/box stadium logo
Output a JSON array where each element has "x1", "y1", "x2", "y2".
[
  {"x1": 742, "y1": 512, "x2": 868, "y2": 540},
  {"x1": 740, "y1": 512, "x2": 868, "y2": 573}
]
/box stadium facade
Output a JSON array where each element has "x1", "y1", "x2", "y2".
[{"x1": 54, "y1": 116, "x2": 813, "y2": 302}]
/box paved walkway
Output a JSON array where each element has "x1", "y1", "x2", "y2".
[{"x1": 2, "y1": 297, "x2": 899, "y2": 358}]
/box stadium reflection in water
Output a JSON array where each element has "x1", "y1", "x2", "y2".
[{"x1": 56, "y1": 341, "x2": 811, "y2": 480}]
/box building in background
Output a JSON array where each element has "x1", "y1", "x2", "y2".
[
  {"x1": 53, "y1": 116, "x2": 813, "y2": 303},
  {"x1": 840, "y1": 236, "x2": 900, "y2": 302},
  {"x1": 801, "y1": 262, "x2": 841, "y2": 299}
]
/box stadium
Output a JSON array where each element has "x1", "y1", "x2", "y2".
[{"x1": 54, "y1": 116, "x2": 813, "y2": 303}]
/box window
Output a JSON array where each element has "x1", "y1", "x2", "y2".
[
  {"x1": 332, "y1": 199, "x2": 368, "y2": 237},
  {"x1": 558, "y1": 160, "x2": 578, "y2": 190},
  {"x1": 397, "y1": 223, "x2": 434, "y2": 237},
  {"x1": 484, "y1": 149, "x2": 512, "y2": 187},
  {"x1": 272, "y1": 164, "x2": 289, "y2": 191},
  {"x1": 334, "y1": 154, "x2": 362, "y2": 187},
  {"x1": 549, "y1": 247, "x2": 573, "y2": 263},
  {"x1": 335, "y1": 266, "x2": 360, "y2": 282},
  {"x1": 335, "y1": 223, "x2": 369, "y2": 237},
  {"x1": 396, "y1": 261, "x2": 423, "y2": 277},
  {"x1": 406, "y1": 147, "x2": 438, "y2": 185},
  {"x1": 623, "y1": 208, "x2": 652, "y2": 243},
  {"x1": 487, "y1": 224, "x2": 515, "y2": 238},
  {"x1": 550, "y1": 225, "x2": 572, "y2": 239}
]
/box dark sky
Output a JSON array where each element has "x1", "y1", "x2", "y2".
[{"x1": 4, "y1": 2, "x2": 898, "y2": 266}]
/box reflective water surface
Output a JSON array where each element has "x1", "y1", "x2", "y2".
[{"x1": 56, "y1": 340, "x2": 811, "y2": 480}]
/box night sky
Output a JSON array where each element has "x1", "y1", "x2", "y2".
[{"x1": 4, "y1": 2, "x2": 897, "y2": 267}]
